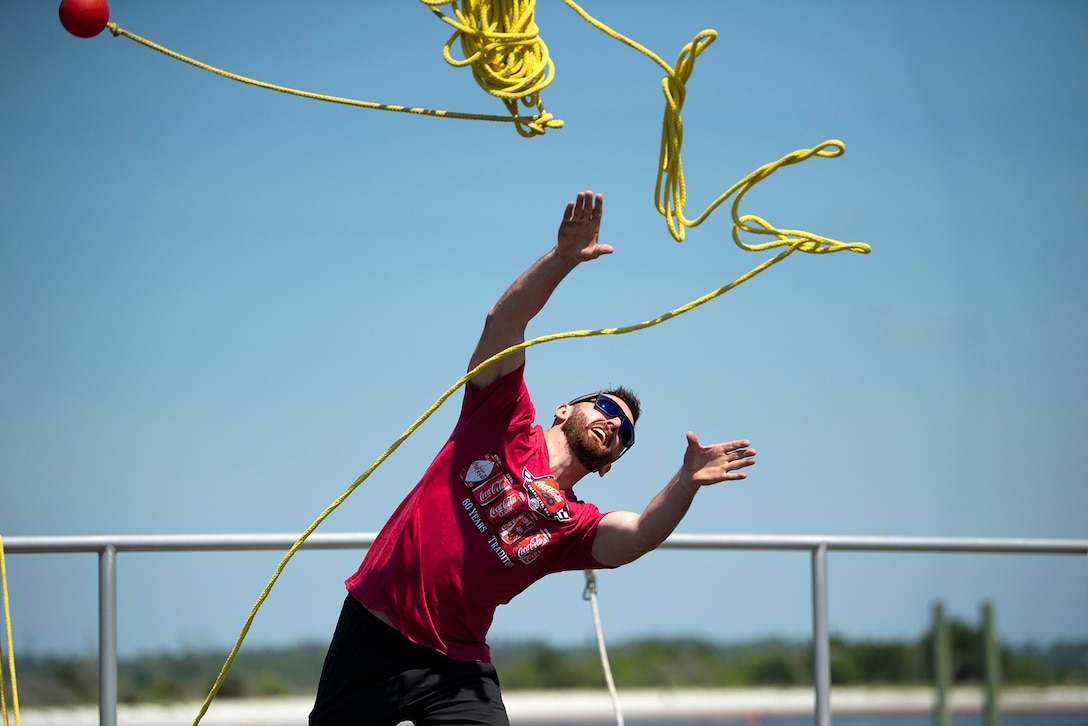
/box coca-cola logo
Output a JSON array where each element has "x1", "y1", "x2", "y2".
[
  {"x1": 487, "y1": 490, "x2": 525, "y2": 522},
  {"x1": 473, "y1": 473, "x2": 512, "y2": 506},
  {"x1": 514, "y1": 530, "x2": 552, "y2": 564}
]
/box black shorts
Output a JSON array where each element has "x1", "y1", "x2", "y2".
[{"x1": 309, "y1": 595, "x2": 510, "y2": 726}]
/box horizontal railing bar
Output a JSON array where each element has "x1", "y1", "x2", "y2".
[
  {"x1": 3, "y1": 533, "x2": 1087, "y2": 556},
  {"x1": 0, "y1": 533, "x2": 377, "y2": 553},
  {"x1": 662, "y1": 534, "x2": 1088, "y2": 555}
]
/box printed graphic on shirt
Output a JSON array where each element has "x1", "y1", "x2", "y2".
[
  {"x1": 460, "y1": 454, "x2": 502, "y2": 486},
  {"x1": 458, "y1": 456, "x2": 559, "y2": 567},
  {"x1": 509, "y1": 529, "x2": 552, "y2": 565},
  {"x1": 497, "y1": 512, "x2": 537, "y2": 544},
  {"x1": 470, "y1": 471, "x2": 515, "y2": 508},
  {"x1": 522, "y1": 467, "x2": 570, "y2": 522}
]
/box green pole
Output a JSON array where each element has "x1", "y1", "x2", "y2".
[
  {"x1": 934, "y1": 602, "x2": 951, "y2": 726},
  {"x1": 983, "y1": 601, "x2": 1002, "y2": 726}
]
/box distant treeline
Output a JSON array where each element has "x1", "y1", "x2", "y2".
[{"x1": 11, "y1": 622, "x2": 1088, "y2": 707}]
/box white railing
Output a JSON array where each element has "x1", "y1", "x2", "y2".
[{"x1": 4, "y1": 533, "x2": 1088, "y2": 726}]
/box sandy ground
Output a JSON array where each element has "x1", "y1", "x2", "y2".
[{"x1": 17, "y1": 686, "x2": 1088, "y2": 725}]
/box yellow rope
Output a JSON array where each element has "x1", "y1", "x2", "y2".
[
  {"x1": 0, "y1": 536, "x2": 20, "y2": 726},
  {"x1": 107, "y1": 3, "x2": 859, "y2": 242},
  {"x1": 553, "y1": 2, "x2": 767, "y2": 242},
  {"x1": 105, "y1": 23, "x2": 562, "y2": 137},
  {"x1": 419, "y1": 0, "x2": 563, "y2": 136},
  {"x1": 190, "y1": 138, "x2": 868, "y2": 725},
  {"x1": 395, "y1": 2, "x2": 864, "y2": 246}
]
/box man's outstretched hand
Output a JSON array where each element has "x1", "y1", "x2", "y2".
[
  {"x1": 557, "y1": 190, "x2": 613, "y2": 263},
  {"x1": 681, "y1": 432, "x2": 757, "y2": 488}
]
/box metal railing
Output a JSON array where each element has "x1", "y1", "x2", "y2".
[{"x1": 4, "y1": 533, "x2": 1088, "y2": 726}]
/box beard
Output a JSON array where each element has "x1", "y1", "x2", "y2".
[{"x1": 561, "y1": 408, "x2": 615, "y2": 472}]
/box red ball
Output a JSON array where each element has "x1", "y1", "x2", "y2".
[{"x1": 58, "y1": 0, "x2": 110, "y2": 39}]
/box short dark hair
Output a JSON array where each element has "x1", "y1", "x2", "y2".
[
  {"x1": 553, "y1": 386, "x2": 642, "y2": 427},
  {"x1": 601, "y1": 386, "x2": 641, "y2": 423}
]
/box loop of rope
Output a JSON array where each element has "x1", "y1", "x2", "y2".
[
  {"x1": 557, "y1": 3, "x2": 854, "y2": 250},
  {"x1": 582, "y1": 568, "x2": 597, "y2": 602},
  {"x1": 0, "y1": 536, "x2": 20, "y2": 726}
]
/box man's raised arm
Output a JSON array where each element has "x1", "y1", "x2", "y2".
[{"x1": 467, "y1": 191, "x2": 612, "y2": 390}]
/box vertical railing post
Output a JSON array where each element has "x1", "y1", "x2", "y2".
[
  {"x1": 811, "y1": 543, "x2": 831, "y2": 726},
  {"x1": 982, "y1": 601, "x2": 1001, "y2": 726},
  {"x1": 933, "y1": 602, "x2": 951, "y2": 726},
  {"x1": 99, "y1": 546, "x2": 118, "y2": 726}
]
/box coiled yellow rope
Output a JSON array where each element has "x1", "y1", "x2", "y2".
[
  {"x1": 0, "y1": 536, "x2": 20, "y2": 726},
  {"x1": 419, "y1": 0, "x2": 564, "y2": 136}
]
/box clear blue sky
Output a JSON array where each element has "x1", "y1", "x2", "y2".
[{"x1": 2, "y1": 0, "x2": 1086, "y2": 659}]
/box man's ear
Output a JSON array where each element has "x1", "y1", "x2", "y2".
[
  {"x1": 553, "y1": 403, "x2": 572, "y2": 425},
  {"x1": 597, "y1": 463, "x2": 612, "y2": 477}
]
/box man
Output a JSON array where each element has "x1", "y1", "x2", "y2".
[{"x1": 309, "y1": 190, "x2": 756, "y2": 726}]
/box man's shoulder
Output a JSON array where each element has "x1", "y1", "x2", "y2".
[{"x1": 463, "y1": 363, "x2": 530, "y2": 414}]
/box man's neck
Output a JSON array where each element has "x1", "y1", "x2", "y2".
[{"x1": 544, "y1": 426, "x2": 589, "y2": 490}]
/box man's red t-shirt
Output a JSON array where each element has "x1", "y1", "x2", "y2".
[{"x1": 346, "y1": 365, "x2": 609, "y2": 663}]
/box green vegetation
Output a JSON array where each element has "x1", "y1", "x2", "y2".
[
  {"x1": 13, "y1": 643, "x2": 328, "y2": 707},
  {"x1": 493, "y1": 629, "x2": 1087, "y2": 690},
  {"x1": 10, "y1": 625, "x2": 1087, "y2": 707}
]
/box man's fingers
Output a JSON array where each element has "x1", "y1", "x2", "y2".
[{"x1": 575, "y1": 190, "x2": 593, "y2": 218}]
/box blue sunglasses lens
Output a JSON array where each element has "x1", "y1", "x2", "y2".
[{"x1": 592, "y1": 396, "x2": 635, "y2": 448}]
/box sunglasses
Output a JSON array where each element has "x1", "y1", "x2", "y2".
[{"x1": 569, "y1": 394, "x2": 636, "y2": 454}]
